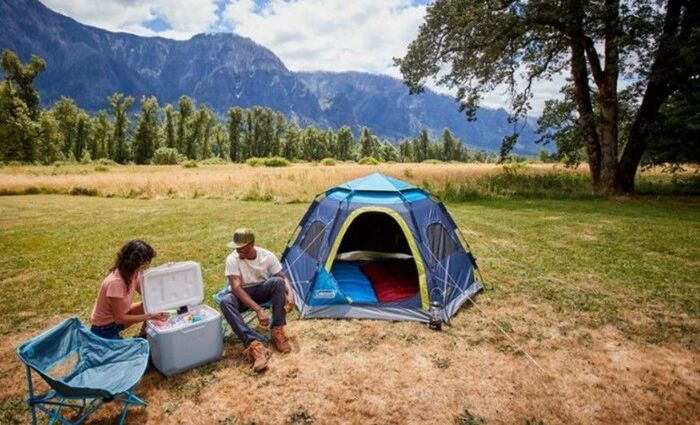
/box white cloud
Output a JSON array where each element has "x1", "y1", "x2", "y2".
[
  {"x1": 39, "y1": 0, "x2": 219, "y2": 40},
  {"x1": 221, "y1": 0, "x2": 426, "y2": 76}
]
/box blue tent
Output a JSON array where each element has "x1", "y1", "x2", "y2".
[{"x1": 281, "y1": 173, "x2": 483, "y2": 323}]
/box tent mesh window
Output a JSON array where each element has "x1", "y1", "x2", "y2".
[
  {"x1": 300, "y1": 220, "x2": 326, "y2": 259},
  {"x1": 426, "y1": 223, "x2": 459, "y2": 262}
]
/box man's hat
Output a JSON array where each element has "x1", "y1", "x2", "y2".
[{"x1": 227, "y1": 228, "x2": 255, "y2": 249}]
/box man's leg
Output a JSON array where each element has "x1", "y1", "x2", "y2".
[
  {"x1": 247, "y1": 277, "x2": 291, "y2": 353},
  {"x1": 218, "y1": 292, "x2": 260, "y2": 347},
  {"x1": 245, "y1": 276, "x2": 287, "y2": 327}
]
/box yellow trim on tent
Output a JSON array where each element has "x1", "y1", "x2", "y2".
[{"x1": 324, "y1": 206, "x2": 429, "y2": 310}]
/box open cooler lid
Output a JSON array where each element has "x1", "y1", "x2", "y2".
[{"x1": 141, "y1": 261, "x2": 204, "y2": 313}]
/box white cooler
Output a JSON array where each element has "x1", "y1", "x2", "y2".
[{"x1": 141, "y1": 261, "x2": 223, "y2": 377}]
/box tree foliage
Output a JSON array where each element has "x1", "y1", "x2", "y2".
[{"x1": 397, "y1": 0, "x2": 700, "y2": 192}]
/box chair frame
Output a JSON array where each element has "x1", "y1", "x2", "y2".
[{"x1": 23, "y1": 364, "x2": 146, "y2": 425}]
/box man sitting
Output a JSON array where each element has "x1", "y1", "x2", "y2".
[{"x1": 219, "y1": 228, "x2": 295, "y2": 372}]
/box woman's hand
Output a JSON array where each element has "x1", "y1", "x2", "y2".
[{"x1": 148, "y1": 311, "x2": 171, "y2": 322}]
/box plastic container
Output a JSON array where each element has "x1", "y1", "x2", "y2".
[{"x1": 141, "y1": 261, "x2": 222, "y2": 376}]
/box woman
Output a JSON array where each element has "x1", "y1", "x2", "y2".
[{"x1": 90, "y1": 240, "x2": 169, "y2": 339}]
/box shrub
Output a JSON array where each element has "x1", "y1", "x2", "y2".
[
  {"x1": 263, "y1": 156, "x2": 290, "y2": 167},
  {"x1": 181, "y1": 160, "x2": 198, "y2": 168},
  {"x1": 358, "y1": 156, "x2": 379, "y2": 165},
  {"x1": 246, "y1": 157, "x2": 265, "y2": 167},
  {"x1": 246, "y1": 157, "x2": 290, "y2": 167},
  {"x1": 80, "y1": 151, "x2": 92, "y2": 164},
  {"x1": 199, "y1": 157, "x2": 228, "y2": 165},
  {"x1": 69, "y1": 186, "x2": 98, "y2": 196},
  {"x1": 8, "y1": 160, "x2": 22, "y2": 167},
  {"x1": 96, "y1": 158, "x2": 117, "y2": 166},
  {"x1": 320, "y1": 157, "x2": 336, "y2": 166},
  {"x1": 422, "y1": 159, "x2": 443, "y2": 164},
  {"x1": 94, "y1": 165, "x2": 109, "y2": 172},
  {"x1": 152, "y1": 147, "x2": 183, "y2": 165}
]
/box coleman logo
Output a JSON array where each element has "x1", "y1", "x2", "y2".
[{"x1": 313, "y1": 290, "x2": 337, "y2": 299}]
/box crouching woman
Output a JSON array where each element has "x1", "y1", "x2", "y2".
[{"x1": 90, "y1": 240, "x2": 169, "y2": 339}]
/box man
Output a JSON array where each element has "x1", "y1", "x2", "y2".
[{"x1": 220, "y1": 228, "x2": 295, "y2": 372}]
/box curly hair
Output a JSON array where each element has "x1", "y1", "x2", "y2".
[{"x1": 111, "y1": 240, "x2": 156, "y2": 290}]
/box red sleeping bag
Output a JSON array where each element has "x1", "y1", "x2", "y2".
[{"x1": 361, "y1": 259, "x2": 419, "y2": 303}]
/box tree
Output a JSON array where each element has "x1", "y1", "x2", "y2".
[
  {"x1": 133, "y1": 96, "x2": 160, "y2": 164},
  {"x1": 92, "y1": 110, "x2": 111, "y2": 159},
  {"x1": 73, "y1": 112, "x2": 90, "y2": 160},
  {"x1": 52, "y1": 97, "x2": 78, "y2": 157},
  {"x1": 37, "y1": 111, "x2": 62, "y2": 164},
  {"x1": 176, "y1": 96, "x2": 194, "y2": 154},
  {"x1": 1, "y1": 49, "x2": 45, "y2": 121},
  {"x1": 441, "y1": 128, "x2": 456, "y2": 161},
  {"x1": 227, "y1": 107, "x2": 243, "y2": 162},
  {"x1": 414, "y1": 129, "x2": 430, "y2": 162},
  {"x1": 336, "y1": 126, "x2": 354, "y2": 160},
  {"x1": 397, "y1": 0, "x2": 700, "y2": 193},
  {"x1": 0, "y1": 49, "x2": 46, "y2": 161},
  {"x1": 164, "y1": 104, "x2": 176, "y2": 149},
  {"x1": 359, "y1": 127, "x2": 374, "y2": 158},
  {"x1": 108, "y1": 93, "x2": 134, "y2": 164}
]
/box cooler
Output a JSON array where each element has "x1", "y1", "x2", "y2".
[{"x1": 141, "y1": 261, "x2": 223, "y2": 377}]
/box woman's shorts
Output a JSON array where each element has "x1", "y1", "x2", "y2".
[{"x1": 90, "y1": 322, "x2": 125, "y2": 340}]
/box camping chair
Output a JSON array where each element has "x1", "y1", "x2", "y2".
[
  {"x1": 213, "y1": 282, "x2": 272, "y2": 343},
  {"x1": 16, "y1": 317, "x2": 149, "y2": 425}
]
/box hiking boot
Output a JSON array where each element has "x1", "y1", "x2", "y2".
[
  {"x1": 271, "y1": 326, "x2": 292, "y2": 353},
  {"x1": 244, "y1": 340, "x2": 270, "y2": 372}
]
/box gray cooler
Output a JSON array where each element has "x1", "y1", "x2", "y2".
[{"x1": 141, "y1": 261, "x2": 223, "y2": 377}]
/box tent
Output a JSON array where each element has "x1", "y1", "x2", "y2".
[{"x1": 281, "y1": 173, "x2": 483, "y2": 323}]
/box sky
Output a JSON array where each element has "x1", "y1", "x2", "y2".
[{"x1": 39, "y1": 0, "x2": 566, "y2": 115}]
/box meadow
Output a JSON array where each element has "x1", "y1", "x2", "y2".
[{"x1": 0, "y1": 163, "x2": 698, "y2": 424}]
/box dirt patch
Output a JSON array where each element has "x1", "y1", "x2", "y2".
[{"x1": 0, "y1": 300, "x2": 697, "y2": 424}]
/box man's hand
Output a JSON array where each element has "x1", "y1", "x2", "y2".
[
  {"x1": 256, "y1": 308, "x2": 270, "y2": 327},
  {"x1": 285, "y1": 291, "x2": 295, "y2": 313}
]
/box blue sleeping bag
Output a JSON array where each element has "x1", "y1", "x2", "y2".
[{"x1": 330, "y1": 261, "x2": 379, "y2": 304}]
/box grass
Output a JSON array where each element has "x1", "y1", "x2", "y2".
[
  {"x1": 0, "y1": 162, "x2": 696, "y2": 203},
  {"x1": 0, "y1": 166, "x2": 698, "y2": 423}
]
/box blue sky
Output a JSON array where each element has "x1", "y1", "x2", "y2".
[{"x1": 38, "y1": 0, "x2": 566, "y2": 114}]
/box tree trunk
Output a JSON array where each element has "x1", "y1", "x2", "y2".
[
  {"x1": 615, "y1": 0, "x2": 691, "y2": 193},
  {"x1": 569, "y1": 24, "x2": 602, "y2": 189}
]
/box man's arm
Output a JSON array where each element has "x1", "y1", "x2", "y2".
[
  {"x1": 275, "y1": 271, "x2": 295, "y2": 308},
  {"x1": 228, "y1": 275, "x2": 264, "y2": 313}
]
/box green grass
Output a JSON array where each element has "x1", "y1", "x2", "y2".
[{"x1": 0, "y1": 195, "x2": 698, "y2": 346}]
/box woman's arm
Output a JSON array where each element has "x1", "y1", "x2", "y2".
[{"x1": 108, "y1": 297, "x2": 168, "y2": 326}]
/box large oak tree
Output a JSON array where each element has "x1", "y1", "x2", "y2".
[{"x1": 396, "y1": 0, "x2": 699, "y2": 193}]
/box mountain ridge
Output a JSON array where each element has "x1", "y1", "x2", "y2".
[{"x1": 1, "y1": 0, "x2": 544, "y2": 154}]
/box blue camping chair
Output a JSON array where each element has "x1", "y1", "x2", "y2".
[
  {"x1": 213, "y1": 283, "x2": 272, "y2": 343},
  {"x1": 16, "y1": 317, "x2": 150, "y2": 425}
]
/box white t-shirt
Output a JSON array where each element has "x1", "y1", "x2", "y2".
[{"x1": 225, "y1": 247, "x2": 283, "y2": 288}]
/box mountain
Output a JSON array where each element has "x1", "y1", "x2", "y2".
[
  {"x1": 296, "y1": 71, "x2": 542, "y2": 152},
  {"x1": 0, "y1": 0, "x2": 544, "y2": 154}
]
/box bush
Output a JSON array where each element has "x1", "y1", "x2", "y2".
[
  {"x1": 246, "y1": 157, "x2": 290, "y2": 167},
  {"x1": 358, "y1": 156, "x2": 379, "y2": 165},
  {"x1": 263, "y1": 156, "x2": 290, "y2": 167},
  {"x1": 69, "y1": 186, "x2": 99, "y2": 196},
  {"x1": 181, "y1": 160, "x2": 198, "y2": 168},
  {"x1": 8, "y1": 160, "x2": 22, "y2": 167},
  {"x1": 94, "y1": 164, "x2": 109, "y2": 172},
  {"x1": 422, "y1": 159, "x2": 443, "y2": 164},
  {"x1": 152, "y1": 147, "x2": 184, "y2": 165},
  {"x1": 320, "y1": 157, "x2": 337, "y2": 166},
  {"x1": 80, "y1": 151, "x2": 92, "y2": 164},
  {"x1": 199, "y1": 157, "x2": 228, "y2": 165},
  {"x1": 96, "y1": 158, "x2": 117, "y2": 166},
  {"x1": 246, "y1": 157, "x2": 265, "y2": 167}
]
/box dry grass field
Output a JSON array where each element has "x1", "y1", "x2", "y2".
[{"x1": 0, "y1": 163, "x2": 698, "y2": 424}]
